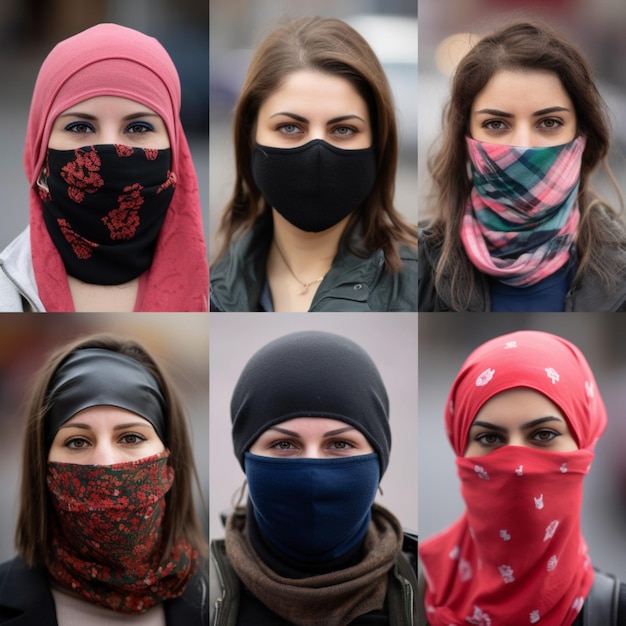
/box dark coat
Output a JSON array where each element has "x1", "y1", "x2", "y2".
[
  {"x1": 418, "y1": 223, "x2": 626, "y2": 312},
  {"x1": 210, "y1": 214, "x2": 417, "y2": 312},
  {"x1": 0, "y1": 557, "x2": 208, "y2": 625}
]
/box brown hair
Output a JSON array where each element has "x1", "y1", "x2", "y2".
[
  {"x1": 424, "y1": 20, "x2": 625, "y2": 310},
  {"x1": 213, "y1": 15, "x2": 417, "y2": 272},
  {"x1": 16, "y1": 333, "x2": 208, "y2": 567}
]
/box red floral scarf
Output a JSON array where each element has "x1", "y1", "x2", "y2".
[{"x1": 46, "y1": 451, "x2": 197, "y2": 613}]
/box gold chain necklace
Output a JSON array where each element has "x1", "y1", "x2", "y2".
[{"x1": 274, "y1": 243, "x2": 326, "y2": 295}]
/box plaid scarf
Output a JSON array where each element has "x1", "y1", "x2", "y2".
[{"x1": 461, "y1": 136, "x2": 585, "y2": 286}]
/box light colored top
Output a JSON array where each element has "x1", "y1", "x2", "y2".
[{"x1": 51, "y1": 584, "x2": 166, "y2": 626}]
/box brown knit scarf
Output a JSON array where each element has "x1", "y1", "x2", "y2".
[{"x1": 225, "y1": 502, "x2": 403, "y2": 626}]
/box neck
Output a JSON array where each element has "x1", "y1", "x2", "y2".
[
  {"x1": 67, "y1": 275, "x2": 139, "y2": 312},
  {"x1": 271, "y1": 209, "x2": 348, "y2": 273},
  {"x1": 266, "y1": 210, "x2": 350, "y2": 311}
]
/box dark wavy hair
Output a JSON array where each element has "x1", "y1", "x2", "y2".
[
  {"x1": 213, "y1": 15, "x2": 417, "y2": 272},
  {"x1": 424, "y1": 20, "x2": 625, "y2": 310},
  {"x1": 16, "y1": 333, "x2": 208, "y2": 567}
]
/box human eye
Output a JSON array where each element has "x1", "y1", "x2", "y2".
[
  {"x1": 331, "y1": 125, "x2": 357, "y2": 138},
  {"x1": 531, "y1": 429, "x2": 559, "y2": 444},
  {"x1": 65, "y1": 436, "x2": 91, "y2": 449},
  {"x1": 64, "y1": 121, "x2": 95, "y2": 134},
  {"x1": 119, "y1": 432, "x2": 148, "y2": 445},
  {"x1": 482, "y1": 119, "x2": 508, "y2": 132},
  {"x1": 125, "y1": 121, "x2": 155, "y2": 134},
  {"x1": 328, "y1": 439, "x2": 356, "y2": 451},
  {"x1": 474, "y1": 432, "x2": 504, "y2": 447},
  {"x1": 537, "y1": 118, "x2": 564, "y2": 131},
  {"x1": 270, "y1": 439, "x2": 298, "y2": 451},
  {"x1": 276, "y1": 123, "x2": 302, "y2": 136}
]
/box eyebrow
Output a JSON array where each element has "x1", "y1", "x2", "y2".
[
  {"x1": 470, "y1": 416, "x2": 564, "y2": 433},
  {"x1": 266, "y1": 425, "x2": 358, "y2": 438},
  {"x1": 57, "y1": 112, "x2": 161, "y2": 121},
  {"x1": 58, "y1": 422, "x2": 151, "y2": 431},
  {"x1": 269, "y1": 111, "x2": 366, "y2": 125},
  {"x1": 474, "y1": 106, "x2": 571, "y2": 118}
]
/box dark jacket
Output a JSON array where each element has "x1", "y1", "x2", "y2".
[
  {"x1": 210, "y1": 214, "x2": 417, "y2": 312},
  {"x1": 418, "y1": 226, "x2": 626, "y2": 312},
  {"x1": 209, "y1": 532, "x2": 418, "y2": 626},
  {"x1": 0, "y1": 557, "x2": 208, "y2": 625}
]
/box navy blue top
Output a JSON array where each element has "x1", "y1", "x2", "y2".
[{"x1": 489, "y1": 260, "x2": 576, "y2": 312}]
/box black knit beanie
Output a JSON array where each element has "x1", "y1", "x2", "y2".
[{"x1": 231, "y1": 330, "x2": 391, "y2": 476}]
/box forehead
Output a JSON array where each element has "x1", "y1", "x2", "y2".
[
  {"x1": 471, "y1": 68, "x2": 573, "y2": 111},
  {"x1": 264, "y1": 416, "x2": 355, "y2": 434},
  {"x1": 259, "y1": 70, "x2": 369, "y2": 116},
  {"x1": 63, "y1": 406, "x2": 151, "y2": 427},
  {"x1": 473, "y1": 388, "x2": 565, "y2": 427},
  {"x1": 57, "y1": 95, "x2": 161, "y2": 117}
]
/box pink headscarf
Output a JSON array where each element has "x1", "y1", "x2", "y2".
[{"x1": 25, "y1": 23, "x2": 208, "y2": 311}]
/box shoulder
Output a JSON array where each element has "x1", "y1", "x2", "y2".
[
  {"x1": 0, "y1": 557, "x2": 56, "y2": 623},
  {"x1": 209, "y1": 539, "x2": 240, "y2": 626},
  {"x1": 165, "y1": 565, "x2": 208, "y2": 626},
  {"x1": 364, "y1": 245, "x2": 417, "y2": 312},
  {"x1": 0, "y1": 228, "x2": 43, "y2": 312},
  {"x1": 210, "y1": 217, "x2": 272, "y2": 312}
]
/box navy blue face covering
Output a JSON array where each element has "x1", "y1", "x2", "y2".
[
  {"x1": 45, "y1": 348, "x2": 167, "y2": 449},
  {"x1": 244, "y1": 451, "x2": 380, "y2": 563}
]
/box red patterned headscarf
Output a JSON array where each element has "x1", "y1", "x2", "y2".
[
  {"x1": 24, "y1": 23, "x2": 208, "y2": 311},
  {"x1": 420, "y1": 330, "x2": 607, "y2": 626}
]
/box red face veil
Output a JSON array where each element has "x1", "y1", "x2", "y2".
[
  {"x1": 420, "y1": 330, "x2": 607, "y2": 626},
  {"x1": 24, "y1": 23, "x2": 208, "y2": 311}
]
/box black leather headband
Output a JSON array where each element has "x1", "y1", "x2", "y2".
[{"x1": 45, "y1": 348, "x2": 167, "y2": 449}]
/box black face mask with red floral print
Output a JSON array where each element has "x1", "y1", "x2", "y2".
[
  {"x1": 40, "y1": 144, "x2": 176, "y2": 285},
  {"x1": 46, "y1": 450, "x2": 198, "y2": 614}
]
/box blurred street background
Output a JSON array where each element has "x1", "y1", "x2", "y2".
[
  {"x1": 420, "y1": 313, "x2": 626, "y2": 580},
  {"x1": 419, "y1": 0, "x2": 626, "y2": 221},
  {"x1": 0, "y1": 0, "x2": 208, "y2": 252},
  {"x1": 0, "y1": 314, "x2": 209, "y2": 563},
  {"x1": 209, "y1": 0, "x2": 417, "y2": 261}
]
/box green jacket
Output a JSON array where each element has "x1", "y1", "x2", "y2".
[{"x1": 210, "y1": 215, "x2": 417, "y2": 312}]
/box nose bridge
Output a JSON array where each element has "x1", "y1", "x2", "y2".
[
  {"x1": 511, "y1": 124, "x2": 532, "y2": 148},
  {"x1": 303, "y1": 442, "x2": 323, "y2": 459},
  {"x1": 90, "y1": 439, "x2": 118, "y2": 466},
  {"x1": 99, "y1": 121, "x2": 123, "y2": 146}
]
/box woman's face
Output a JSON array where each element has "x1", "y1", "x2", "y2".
[
  {"x1": 469, "y1": 69, "x2": 577, "y2": 147},
  {"x1": 48, "y1": 95, "x2": 170, "y2": 150},
  {"x1": 255, "y1": 70, "x2": 372, "y2": 149},
  {"x1": 249, "y1": 417, "x2": 374, "y2": 458},
  {"x1": 465, "y1": 388, "x2": 578, "y2": 457},
  {"x1": 48, "y1": 406, "x2": 165, "y2": 464}
]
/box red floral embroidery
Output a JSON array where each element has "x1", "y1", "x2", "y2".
[
  {"x1": 61, "y1": 147, "x2": 104, "y2": 202},
  {"x1": 114, "y1": 144, "x2": 134, "y2": 157},
  {"x1": 157, "y1": 170, "x2": 177, "y2": 194},
  {"x1": 144, "y1": 148, "x2": 158, "y2": 160},
  {"x1": 101, "y1": 183, "x2": 144, "y2": 239},
  {"x1": 57, "y1": 218, "x2": 99, "y2": 259}
]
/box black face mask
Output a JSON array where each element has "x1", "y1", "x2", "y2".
[
  {"x1": 41, "y1": 144, "x2": 176, "y2": 285},
  {"x1": 252, "y1": 139, "x2": 377, "y2": 232}
]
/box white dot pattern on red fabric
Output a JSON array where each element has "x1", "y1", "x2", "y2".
[{"x1": 475, "y1": 368, "x2": 495, "y2": 386}]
